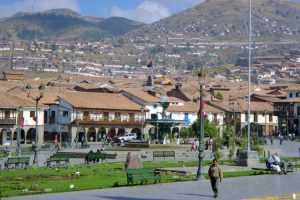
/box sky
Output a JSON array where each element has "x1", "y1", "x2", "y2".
[
  {"x1": 0, "y1": 0, "x2": 205, "y2": 23},
  {"x1": 0, "y1": 0, "x2": 299, "y2": 24}
]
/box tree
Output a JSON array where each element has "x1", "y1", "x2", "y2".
[
  {"x1": 191, "y1": 119, "x2": 218, "y2": 138},
  {"x1": 51, "y1": 42, "x2": 57, "y2": 52},
  {"x1": 215, "y1": 92, "x2": 224, "y2": 101},
  {"x1": 150, "y1": 45, "x2": 165, "y2": 54}
]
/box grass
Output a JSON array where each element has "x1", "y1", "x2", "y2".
[{"x1": 0, "y1": 159, "x2": 273, "y2": 198}]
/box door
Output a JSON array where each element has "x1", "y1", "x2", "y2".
[
  {"x1": 0, "y1": 131, "x2": 2, "y2": 145},
  {"x1": 184, "y1": 113, "x2": 189, "y2": 125}
]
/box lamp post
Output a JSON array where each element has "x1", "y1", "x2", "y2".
[
  {"x1": 229, "y1": 102, "x2": 240, "y2": 150},
  {"x1": 247, "y1": 0, "x2": 252, "y2": 152},
  {"x1": 59, "y1": 108, "x2": 63, "y2": 144},
  {"x1": 16, "y1": 109, "x2": 22, "y2": 156},
  {"x1": 141, "y1": 107, "x2": 144, "y2": 141},
  {"x1": 286, "y1": 110, "x2": 289, "y2": 139},
  {"x1": 25, "y1": 83, "x2": 45, "y2": 165},
  {"x1": 196, "y1": 69, "x2": 205, "y2": 181},
  {"x1": 264, "y1": 109, "x2": 267, "y2": 137}
]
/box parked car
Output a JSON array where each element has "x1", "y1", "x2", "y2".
[{"x1": 118, "y1": 133, "x2": 137, "y2": 142}]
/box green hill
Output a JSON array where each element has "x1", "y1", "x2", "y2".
[{"x1": 0, "y1": 8, "x2": 144, "y2": 41}]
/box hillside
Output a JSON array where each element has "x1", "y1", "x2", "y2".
[
  {"x1": 127, "y1": 0, "x2": 300, "y2": 42},
  {"x1": 0, "y1": 9, "x2": 144, "y2": 41}
]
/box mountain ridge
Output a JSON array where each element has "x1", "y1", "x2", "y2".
[{"x1": 0, "y1": 8, "x2": 144, "y2": 41}]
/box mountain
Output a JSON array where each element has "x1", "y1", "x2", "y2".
[
  {"x1": 0, "y1": 8, "x2": 144, "y2": 41},
  {"x1": 127, "y1": 0, "x2": 300, "y2": 42}
]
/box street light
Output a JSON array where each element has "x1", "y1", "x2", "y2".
[
  {"x1": 196, "y1": 68, "x2": 205, "y2": 181},
  {"x1": 16, "y1": 108, "x2": 22, "y2": 156},
  {"x1": 141, "y1": 107, "x2": 144, "y2": 141},
  {"x1": 25, "y1": 83, "x2": 45, "y2": 165},
  {"x1": 229, "y1": 102, "x2": 240, "y2": 151}
]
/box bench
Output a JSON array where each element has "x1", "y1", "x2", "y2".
[
  {"x1": 85, "y1": 152, "x2": 117, "y2": 163},
  {"x1": 252, "y1": 160, "x2": 294, "y2": 173},
  {"x1": 40, "y1": 143, "x2": 51, "y2": 150},
  {"x1": 20, "y1": 147, "x2": 34, "y2": 155},
  {"x1": 47, "y1": 154, "x2": 70, "y2": 167},
  {"x1": 153, "y1": 151, "x2": 175, "y2": 161},
  {"x1": 86, "y1": 153, "x2": 106, "y2": 163},
  {"x1": 126, "y1": 168, "x2": 160, "y2": 185},
  {"x1": 4, "y1": 156, "x2": 30, "y2": 169}
]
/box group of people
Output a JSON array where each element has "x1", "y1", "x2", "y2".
[
  {"x1": 267, "y1": 152, "x2": 287, "y2": 174},
  {"x1": 85, "y1": 149, "x2": 102, "y2": 164},
  {"x1": 190, "y1": 137, "x2": 214, "y2": 151}
]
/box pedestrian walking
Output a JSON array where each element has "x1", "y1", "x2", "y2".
[
  {"x1": 208, "y1": 159, "x2": 223, "y2": 198},
  {"x1": 279, "y1": 134, "x2": 283, "y2": 145},
  {"x1": 270, "y1": 135, "x2": 273, "y2": 145}
]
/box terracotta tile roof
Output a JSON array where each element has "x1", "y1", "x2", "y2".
[
  {"x1": 251, "y1": 94, "x2": 282, "y2": 102},
  {"x1": 59, "y1": 92, "x2": 143, "y2": 111},
  {"x1": 168, "y1": 102, "x2": 224, "y2": 113},
  {"x1": 283, "y1": 84, "x2": 300, "y2": 91},
  {"x1": 273, "y1": 97, "x2": 300, "y2": 103},
  {"x1": 15, "y1": 90, "x2": 61, "y2": 105},
  {"x1": 168, "y1": 102, "x2": 198, "y2": 113},
  {"x1": 123, "y1": 88, "x2": 160, "y2": 103},
  {"x1": 208, "y1": 100, "x2": 274, "y2": 112},
  {"x1": 0, "y1": 92, "x2": 36, "y2": 108}
]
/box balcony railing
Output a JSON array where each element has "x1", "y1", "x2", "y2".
[
  {"x1": 75, "y1": 116, "x2": 144, "y2": 125},
  {"x1": 0, "y1": 118, "x2": 16, "y2": 125}
]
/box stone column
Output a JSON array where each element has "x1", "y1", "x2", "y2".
[{"x1": 238, "y1": 150, "x2": 259, "y2": 167}]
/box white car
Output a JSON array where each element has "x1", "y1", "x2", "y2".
[{"x1": 118, "y1": 133, "x2": 137, "y2": 142}]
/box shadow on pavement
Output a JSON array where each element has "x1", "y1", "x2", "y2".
[
  {"x1": 179, "y1": 193, "x2": 214, "y2": 198},
  {"x1": 89, "y1": 195, "x2": 166, "y2": 200}
]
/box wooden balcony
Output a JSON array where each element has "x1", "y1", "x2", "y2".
[
  {"x1": 0, "y1": 118, "x2": 16, "y2": 125},
  {"x1": 76, "y1": 116, "x2": 144, "y2": 125}
]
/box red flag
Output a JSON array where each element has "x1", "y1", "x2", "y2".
[
  {"x1": 20, "y1": 117, "x2": 24, "y2": 128},
  {"x1": 197, "y1": 99, "x2": 205, "y2": 119},
  {"x1": 201, "y1": 99, "x2": 205, "y2": 109}
]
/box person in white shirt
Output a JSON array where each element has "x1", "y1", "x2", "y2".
[{"x1": 268, "y1": 153, "x2": 282, "y2": 174}]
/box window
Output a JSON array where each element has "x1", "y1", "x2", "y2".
[
  {"x1": 30, "y1": 111, "x2": 35, "y2": 118},
  {"x1": 4, "y1": 111, "x2": 10, "y2": 119},
  {"x1": 289, "y1": 93, "x2": 293, "y2": 98},
  {"x1": 62, "y1": 111, "x2": 68, "y2": 117},
  {"x1": 269, "y1": 114, "x2": 273, "y2": 122},
  {"x1": 297, "y1": 107, "x2": 300, "y2": 116},
  {"x1": 6, "y1": 132, "x2": 11, "y2": 140},
  {"x1": 115, "y1": 112, "x2": 121, "y2": 120},
  {"x1": 254, "y1": 112, "x2": 257, "y2": 122},
  {"x1": 50, "y1": 111, "x2": 55, "y2": 118},
  {"x1": 153, "y1": 104, "x2": 157, "y2": 109},
  {"x1": 296, "y1": 93, "x2": 299, "y2": 97},
  {"x1": 129, "y1": 113, "x2": 134, "y2": 120},
  {"x1": 151, "y1": 114, "x2": 158, "y2": 120}
]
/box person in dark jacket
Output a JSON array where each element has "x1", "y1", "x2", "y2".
[{"x1": 208, "y1": 159, "x2": 223, "y2": 198}]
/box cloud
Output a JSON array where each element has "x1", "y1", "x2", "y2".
[
  {"x1": 0, "y1": 0, "x2": 80, "y2": 18},
  {"x1": 110, "y1": 1, "x2": 171, "y2": 24}
]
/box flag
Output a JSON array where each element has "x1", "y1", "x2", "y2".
[
  {"x1": 20, "y1": 117, "x2": 24, "y2": 128},
  {"x1": 147, "y1": 60, "x2": 153, "y2": 68},
  {"x1": 197, "y1": 99, "x2": 206, "y2": 119}
]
